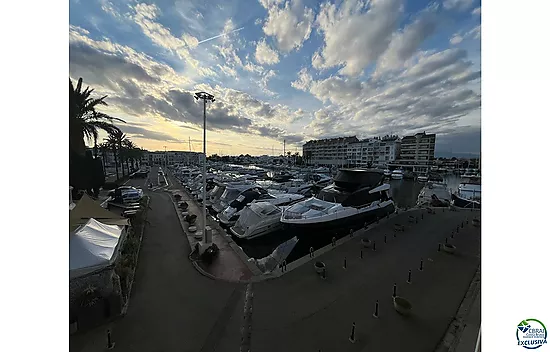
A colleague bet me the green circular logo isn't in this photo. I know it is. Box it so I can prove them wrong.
[517,319,547,349]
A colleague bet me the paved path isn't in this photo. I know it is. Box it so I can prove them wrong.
[70,182,246,352]
[248,209,480,352]
[71,174,481,352]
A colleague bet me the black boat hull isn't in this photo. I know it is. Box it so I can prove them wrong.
[451,194,481,209]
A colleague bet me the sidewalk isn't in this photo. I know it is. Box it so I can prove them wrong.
[246,209,481,352]
[166,172,258,282]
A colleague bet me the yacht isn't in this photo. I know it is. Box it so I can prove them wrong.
[416,182,452,207]
[230,202,292,240]
[212,184,263,214]
[391,169,404,180]
[417,174,429,182]
[266,170,293,182]
[219,192,305,227]
[280,169,395,232]
[451,182,481,209]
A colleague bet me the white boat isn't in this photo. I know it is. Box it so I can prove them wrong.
[383,169,392,177]
[230,202,291,240]
[417,174,429,182]
[391,169,404,180]
[281,169,395,233]
[218,192,305,227]
[451,182,481,209]
[416,182,452,207]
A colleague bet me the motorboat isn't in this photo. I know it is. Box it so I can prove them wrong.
[428,173,444,182]
[306,173,332,188]
[212,184,260,214]
[416,182,452,207]
[417,174,429,182]
[383,169,392,177]
[266,170,294,182]
[391,169,404,180]
[218,192,305,227]
[281,169,395,233]
[451,182,481,209]
[230,202,292,240]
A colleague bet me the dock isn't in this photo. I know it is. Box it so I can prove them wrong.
[70,167,481,352]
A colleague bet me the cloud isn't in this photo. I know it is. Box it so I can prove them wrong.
[314,0,403,76]
[450,34,463,45]
[304,47,480,139]
[291,68,313,91]
[261,0,314,52]
[120,124,183,143]
[376,10,439,73]
[443,0,474,12]
[255,39,280,65]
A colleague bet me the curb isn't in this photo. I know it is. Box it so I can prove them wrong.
[121,195,151,315]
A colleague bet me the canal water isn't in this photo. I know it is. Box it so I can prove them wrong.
[234,174,466,263]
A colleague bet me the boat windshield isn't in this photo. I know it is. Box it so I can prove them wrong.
[220,189,242,203]
[317,188,349,203]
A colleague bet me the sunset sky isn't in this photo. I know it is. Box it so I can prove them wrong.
[69,0,481,156]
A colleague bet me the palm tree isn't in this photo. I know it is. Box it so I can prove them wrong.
[122,139,136,175]
[109,130,127,177]
[97,142,110,177]
[105,133,121,180]
[70,77,125,156]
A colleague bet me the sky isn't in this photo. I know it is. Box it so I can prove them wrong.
[69,0,481,156]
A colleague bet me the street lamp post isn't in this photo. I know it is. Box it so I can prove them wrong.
[194,91,215,245]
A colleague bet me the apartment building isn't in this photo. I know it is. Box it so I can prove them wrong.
[347,136,401,167]
[141,151,204,166]
[393,132,436,171]
[302,136,359,166]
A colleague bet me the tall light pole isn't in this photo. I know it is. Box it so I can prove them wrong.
[164,146,167,169]
[194,91,215,245]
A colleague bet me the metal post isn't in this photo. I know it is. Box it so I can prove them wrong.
[407,269,412,284]
[419,258,424,271]
[349,322,356,343]
[392,283,397,297]
[373,300,379,318]
[343,257,347,269]
[202,98,207,243]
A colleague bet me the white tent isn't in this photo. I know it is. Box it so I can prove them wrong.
[69,218,124,279]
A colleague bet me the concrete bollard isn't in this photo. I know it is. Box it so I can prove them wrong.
[332,237,336,247]
[107,330,115,349]
[419,258,424,271]
[373,241,377,252]
[393,283,397,297]
[373,300,379,318]
[349,322,356,343]
[343,257,347,270]
[407,269,412,284]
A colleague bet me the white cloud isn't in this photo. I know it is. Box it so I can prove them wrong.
[314,0,403,76]
[450,34,463,45]
[443,0,474,12]
[471,7,481,16]
[261,0,314,52]
[255,39,280,65]
[376,10,438,73]
[291,68,313,91]
[303,47,481,139]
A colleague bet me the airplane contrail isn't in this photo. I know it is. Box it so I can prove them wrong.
[196,27,244,45]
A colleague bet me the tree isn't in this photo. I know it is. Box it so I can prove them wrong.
[69,77,125,156]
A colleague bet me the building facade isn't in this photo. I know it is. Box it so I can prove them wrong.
[392,132,436,172]
[346,136,401,167]
[302,136,359,166]
[142,151,204,166]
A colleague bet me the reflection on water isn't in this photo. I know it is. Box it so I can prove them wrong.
[387,175,464,208]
